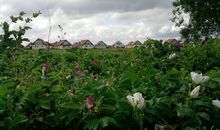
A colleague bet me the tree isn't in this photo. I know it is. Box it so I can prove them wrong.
[0,11,41,49]
[172,0,220,41]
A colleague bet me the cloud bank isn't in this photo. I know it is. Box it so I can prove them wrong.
[0,0,180,45]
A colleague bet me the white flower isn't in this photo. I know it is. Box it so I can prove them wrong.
[190,86,200,98]
[127,92,145,109]
[133,93,145,109]
[212,100,220,109]
[190,72,209,84]
[127,95,136,107]
[168,53,176,59]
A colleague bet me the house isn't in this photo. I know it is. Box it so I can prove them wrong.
[94,41,107,49]
[133,40,142,48]
[107,45,113,48]
[72,42,79,48]
[112,41,125,48]
[78,40,94,49]
[125,40,142,48]
[125,41,134,48]
[165,39,178,46]
[31,39,50,49]
[52,40,72,49]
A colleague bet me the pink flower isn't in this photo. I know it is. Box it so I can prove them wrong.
[86,96,94,109]
[75,70,85,77]
[42,63,49,69]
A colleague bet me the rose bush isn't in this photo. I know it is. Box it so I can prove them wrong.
[0,38,220,129]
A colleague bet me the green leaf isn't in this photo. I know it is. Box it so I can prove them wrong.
[25,18,32,23]
[36,116,43,122]
[39,99,51,110]
[22,38,30,42]
[65,110,79,125]
[18,16,23,21]
[194,100,209,107]
[3,22,9,30]
[9,113,28,129]
[32,11,41,18]
[10,16,18,23]
[19,11,25,16]
[62,102,80,110]
[212,78,220,84]
[197,112,210,121]
[184,127,195,130]
[24,26,32,30]
[84,119,99,130]
[100,117,117,128]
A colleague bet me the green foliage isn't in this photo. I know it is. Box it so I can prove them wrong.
[172,0,220,40]
[0,11,41,50]
[0,39,220,129]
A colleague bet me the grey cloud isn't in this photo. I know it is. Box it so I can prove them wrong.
[61,0,173,15]
[1,0,173,16]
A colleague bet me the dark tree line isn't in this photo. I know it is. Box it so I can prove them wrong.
[172,0,220,41]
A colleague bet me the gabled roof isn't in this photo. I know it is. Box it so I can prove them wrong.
[94,41,107,47]
[78,40,94,46]
[126,41,134,47]
[133,40,142,45]
[165,39,178,45]
[25,42,33,48]
[52,40,71,47]
[113,41,124,45]
[33,38,50,46]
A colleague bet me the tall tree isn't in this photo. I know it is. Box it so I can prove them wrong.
[172,0,220,41]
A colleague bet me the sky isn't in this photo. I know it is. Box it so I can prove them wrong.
[0,0,182,45]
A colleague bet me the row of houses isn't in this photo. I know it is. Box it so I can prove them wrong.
[25,39,143,49]
[25,38,180,49]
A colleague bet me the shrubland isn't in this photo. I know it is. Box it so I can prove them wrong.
[0,39,220,129]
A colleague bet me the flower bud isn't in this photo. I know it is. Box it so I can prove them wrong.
[86,96,94,109]
[190,86,200,98]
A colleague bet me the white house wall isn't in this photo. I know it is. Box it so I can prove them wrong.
[95,44,107,48]
[32,42,48,49]
[81,44,94,49]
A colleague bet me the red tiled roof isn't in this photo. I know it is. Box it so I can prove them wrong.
[78,40,93,46]
[52,40,71,47]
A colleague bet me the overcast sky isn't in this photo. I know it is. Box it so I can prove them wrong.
[0,0,181,45]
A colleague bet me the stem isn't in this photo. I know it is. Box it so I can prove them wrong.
[47,8,51,62]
